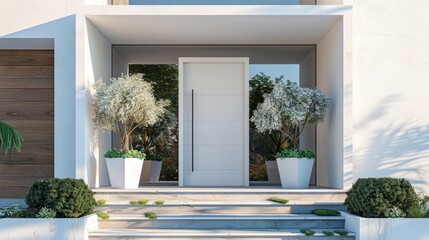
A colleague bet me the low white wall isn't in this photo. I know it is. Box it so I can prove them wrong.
[0,214,98,240]
[342,212,429,240]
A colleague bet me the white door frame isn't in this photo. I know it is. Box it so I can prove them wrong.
[178,57,249,187]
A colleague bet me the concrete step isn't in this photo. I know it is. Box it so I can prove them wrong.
[89,228,355,240]
[92,187,347,202]
[95,201,346,215]
[97,214,345,229]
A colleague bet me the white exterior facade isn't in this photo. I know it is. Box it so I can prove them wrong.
[1,0,429,193]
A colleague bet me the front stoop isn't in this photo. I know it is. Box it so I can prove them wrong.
[89,188,354,239]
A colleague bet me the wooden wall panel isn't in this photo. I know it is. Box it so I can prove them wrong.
[0,78,54,89]
[0,89,54,102]
[0,50,54,198]
[0,102,54,120]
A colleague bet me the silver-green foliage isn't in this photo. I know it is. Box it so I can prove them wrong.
[92,74,169,149]
[0,121,23,155]
[384,206,406,218]
[0,204,23,218]
[251,80,330,149]
[36,207,56,218]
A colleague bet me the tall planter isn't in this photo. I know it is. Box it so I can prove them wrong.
[276,157,314,189]
[106,158,144,189]
[141,160,162,183]
[265,161,281,184]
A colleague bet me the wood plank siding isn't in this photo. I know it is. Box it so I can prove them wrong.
[0,50,54,198]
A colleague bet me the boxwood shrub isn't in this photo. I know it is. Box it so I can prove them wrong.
[344,178,420,218]
[26,178,96,218]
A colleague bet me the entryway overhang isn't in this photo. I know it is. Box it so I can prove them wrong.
[85,5,344,44]
[78,4,352,190]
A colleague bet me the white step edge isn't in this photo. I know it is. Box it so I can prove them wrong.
[89,228,355,237]
[92,188,347,194]
[103,214,345,221]
[97,201,345,206]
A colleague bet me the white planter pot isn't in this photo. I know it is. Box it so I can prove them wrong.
[276,157,314,189]
[106,157,144,189]
[141,160,163,183]
[342,211,429,240]
[265,161,281,184]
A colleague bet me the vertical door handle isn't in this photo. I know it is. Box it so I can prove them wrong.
[191,89,194,172]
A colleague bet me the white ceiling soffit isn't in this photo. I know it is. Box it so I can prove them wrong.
[87,15,340,44]
[113,45,315,64]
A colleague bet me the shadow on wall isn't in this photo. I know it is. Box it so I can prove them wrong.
[355,94,429,192]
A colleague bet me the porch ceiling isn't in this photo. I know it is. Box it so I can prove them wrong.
[87,15,340,45]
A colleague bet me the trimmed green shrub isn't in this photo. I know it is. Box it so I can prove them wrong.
[26,178,96,218]
[275,149,315,159]
[344,178,420,218]
[104,149,145,159]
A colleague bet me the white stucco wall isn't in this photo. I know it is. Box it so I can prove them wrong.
[317,18,345,189]
[299,48,317,184]
[1,15,78,179]
[353,0,429,193]
[0,0,79,37]
[75,18,112,187]
[3,0,429,193]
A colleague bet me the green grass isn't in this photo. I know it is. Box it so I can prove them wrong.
[155,200,165,206]
[96,199,106,206]
[334,229,349,236]
[312,209,341,216]
[267,197,289,204]
[137,200,149,205]
[144,211,157,220]
[130,200,149,205]
[96,212,110,220]
[300,229,315,236]
[323,231,334,236]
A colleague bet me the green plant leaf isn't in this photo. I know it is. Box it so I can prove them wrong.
[0,121,23,155]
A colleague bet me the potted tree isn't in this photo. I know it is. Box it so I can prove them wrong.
[134,110,176,183]
[249,73,288,184]
[92,74,169,189]
[251,80,330,189]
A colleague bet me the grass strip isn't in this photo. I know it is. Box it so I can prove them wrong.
[267,197,289,204]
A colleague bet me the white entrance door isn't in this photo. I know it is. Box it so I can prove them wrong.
[179,58,249,187]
